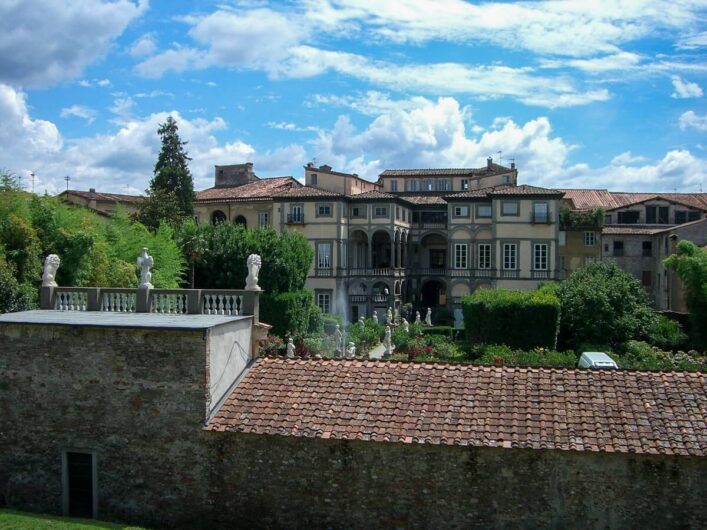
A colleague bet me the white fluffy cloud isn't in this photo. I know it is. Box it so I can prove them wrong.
[128,33,157,57]
[679,111,707,131]
[60,105,97,124]
[671,76,704,98]
[311,95,706,191]
[0,0,146,87]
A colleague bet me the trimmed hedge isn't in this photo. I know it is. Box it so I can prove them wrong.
[422,325,456,339]
[261,290,318,337]
[463,288,560,349]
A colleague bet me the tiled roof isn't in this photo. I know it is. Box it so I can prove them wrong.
[488,184,564,197]
[272,186,344,199]
[560,189,707,211]
[208,358,707,456]
[63,190,144,203]
[196,177,298,202]
[348,190,396,201]
[602,226,666,235]
[398,195,449,205]
[380,163,513,178]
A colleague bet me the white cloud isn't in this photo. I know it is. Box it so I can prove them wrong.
[679,110,707,131]
[611,152,646,165]
[677,30,707,49]
[540,52,643,73]
[128,33,157,57]
[267,121,319,132]
[110,97,135,119]
[0,0,146,87]
[671,76,703,98]
[60,105,97,124]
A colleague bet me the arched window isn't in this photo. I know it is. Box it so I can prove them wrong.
[234,215,247,228]
[211,210,227,224]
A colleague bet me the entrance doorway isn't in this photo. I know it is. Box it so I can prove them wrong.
[63,452,96,518]
[421,280,446,308]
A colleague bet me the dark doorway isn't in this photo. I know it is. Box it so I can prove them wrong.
[211,210,227,224]
[234,215,247,228]
[421,280,446,308]
[66,452,94,518]
[351,305,359,322]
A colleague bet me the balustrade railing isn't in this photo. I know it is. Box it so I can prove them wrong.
[101,288,136,313]
[201,291,244,316]
[53,288,90,311]
[151,290,189,315]
[531,270,551,279]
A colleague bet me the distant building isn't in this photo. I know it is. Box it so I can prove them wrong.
[59,189,143,217]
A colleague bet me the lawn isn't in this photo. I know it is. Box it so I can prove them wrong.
[0,509,145,530]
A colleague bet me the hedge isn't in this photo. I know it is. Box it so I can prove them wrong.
[422,325,456,339]
[260,290,318,337]
[462,288,560,349]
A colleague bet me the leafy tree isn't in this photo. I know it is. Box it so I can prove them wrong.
[133,188,185,232]
[664,240,707,349]
[0,255,35,313]
[1,168,21,191]
[557,261,655,349]
[149,116,195,217]
[176,218,207,288]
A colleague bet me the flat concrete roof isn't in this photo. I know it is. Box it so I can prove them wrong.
[0,310,251,330]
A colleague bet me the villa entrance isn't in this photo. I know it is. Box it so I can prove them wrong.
[421,279,446,308]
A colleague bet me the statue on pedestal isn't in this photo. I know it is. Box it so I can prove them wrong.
[245,254,262,290]
[358,316,365,329]
[415,311,421,324]
[41,254,61,287]
[346,342,356,359]
[286,337,295,359]
[386,307,393,326]
[136,248,154,289]
[372,310,378,324]
[402,318,409,334]
[425,307,433,326]
[383,326,395,357]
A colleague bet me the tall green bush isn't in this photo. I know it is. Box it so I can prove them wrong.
[463,288,560,349]
[261,290,319,337]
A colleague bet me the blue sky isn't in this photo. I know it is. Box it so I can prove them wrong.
[1,0,706,195]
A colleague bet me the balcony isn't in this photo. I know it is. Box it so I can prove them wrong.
[286,214,304,224]
[531,270,551,279]
[314,268,333,277]
[475,268,495,278]
[412,267,447,276]
[415,222,448,230]
[499,269,519,279]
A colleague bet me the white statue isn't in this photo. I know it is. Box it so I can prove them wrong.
[136,248,154,289]
[383,326,395,357]
[286,337,295,359]
[346,342,356,359]
[372,310,378,324]
[402,318,409,334]
[334,324,343,356]
[425,307,432,326]
[384,287,389,295]
[358,316,365,329]
[415,311,421,324]
[41,254,61,287]
[245,254,262,290]
[386,307,393,325]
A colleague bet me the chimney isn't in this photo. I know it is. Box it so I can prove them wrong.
[89,188,96,194]
[487,157,493,170]
[510,162,516,170]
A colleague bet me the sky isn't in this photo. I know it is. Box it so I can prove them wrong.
[0,0,706,196]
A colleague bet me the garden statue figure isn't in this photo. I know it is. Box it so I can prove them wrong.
[136,248,154,289]
[41,254,61,287]
[383,326,395,357]
[358,316,365,329]
[372,310,378,324]
[286,337,295,359]
[387,307,393,325]
[334,324,344,356]
[425,307,432,326]
[346,342,356,359]
[402,318,409,333]
[245,254,262,290]
[415,311,421,324]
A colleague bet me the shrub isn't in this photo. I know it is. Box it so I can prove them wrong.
[557,261,655,349]
[462,288,560,349]
[647,315,689,351]
[619,341,705,371]
[0,256,36,313]
[473,344,578,368]
[261,290,318,337]
[259,335,284,357]
[346,318,384,354]
[422,325,456,339]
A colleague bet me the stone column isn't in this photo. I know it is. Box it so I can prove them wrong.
[390,237,395,269]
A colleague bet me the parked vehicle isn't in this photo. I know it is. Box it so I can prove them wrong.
[578,351,619,370]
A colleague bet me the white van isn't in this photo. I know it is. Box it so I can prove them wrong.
[578,351,619,370]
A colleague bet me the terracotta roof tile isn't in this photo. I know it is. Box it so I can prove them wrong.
[207,359,707,457]
[560,189,707,211]
[62,190,144,203]
[348,190,396,200]
[488,184,564,197]
[602,226,666,235]
[196,177,299,202]
[380,164,513,177]
[272,186,344,199]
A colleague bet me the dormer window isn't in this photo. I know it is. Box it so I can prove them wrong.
[311,173,318,186]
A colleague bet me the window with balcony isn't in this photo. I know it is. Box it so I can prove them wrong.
[533,202,549,223]
[503,243,517,269]
[478,243,491,269]
[642,241,652,257]
[317,243,332,269]
[454,244,468,269]
[501,201,519,216]
[533,243,548,270]
[584,231,595,246]
[453,205,469,217]
[476,204,492,218]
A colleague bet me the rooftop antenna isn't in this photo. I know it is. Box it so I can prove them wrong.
[30,172,35,193]
[64,175,71,191]
[497,150,502,164]
[18,174,22,190]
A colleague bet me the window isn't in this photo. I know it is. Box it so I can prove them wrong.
[316,292,331,313]
[688,211,701,222]
[317,243,332,269]
[501,201,519,216]
[605,214,612,224]
[316,203,332,217]
[311,173,318,186]
[503,243,517,269]
[461,179,469,190]
[63,451,96,518]
[430,249,446,269]
[454,205,469,217]
[641,270,652,287]
[584,231,596,246]
[425,179,433,191]
[642,241,652,257]
[351,205,365,218]
[503,175,510,184]
[533,202,549,223]
[437,179,451,191]
[646,206,656,224]
[391,179,398,192]
[478,243,491,269]
[658,206,669,224]
[476,204,492,218]
[258,211,269,227]
[675,210,687,224]
[454,244,468,269]
[617,211,639,224]
[533,243,548,270]
[374,206,388,218]
[613,240,624,256]
[289,204,303,223]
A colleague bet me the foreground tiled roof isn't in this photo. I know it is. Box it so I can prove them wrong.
[348,190,396,201]
[380,164,513,178]
[196,177,298,202]
[63,190,143,203]
[273,186,344,199]
[398,195,449,205]
[208,359,707,456]
[560,189,707,211]
[488,184,564,197]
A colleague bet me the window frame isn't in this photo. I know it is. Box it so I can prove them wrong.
[501,201,520,217]
[642,240,653,257]
[454,243,468,269]
[502,242,518,270]
[461,179,469,191]
[373,205,389,218]
[390,179,398,192]
[315,290,332,313]
[532,202,549,223]
[475,203,492,219]
[477,243,492,269]
[316,203,333,218]
[533,242,549,271]
[316,242,332,269]
[453,205,470,218]
[584,231,596,247]
[258,210,269,228]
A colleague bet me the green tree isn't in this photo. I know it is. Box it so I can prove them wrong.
[149,116,195,217]
[1,168,21,191]
[557,261,655,349]
[664,240,707,349]
[133,188,185,232]
[0,255,36,313]
[176,218,207,288]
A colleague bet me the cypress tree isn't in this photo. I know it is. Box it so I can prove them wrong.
[150,116,195,216]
